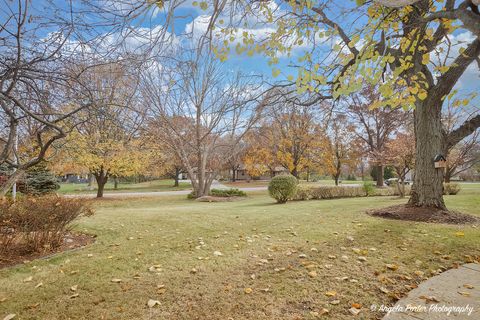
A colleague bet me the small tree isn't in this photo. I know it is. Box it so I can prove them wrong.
[386,132,415,197]
[21,162,60,195]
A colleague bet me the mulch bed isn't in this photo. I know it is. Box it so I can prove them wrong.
[368,204,480,225]
[0,233,95,269]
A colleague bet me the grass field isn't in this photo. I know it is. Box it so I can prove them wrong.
[1,186,479,319]
[58,179,192,194]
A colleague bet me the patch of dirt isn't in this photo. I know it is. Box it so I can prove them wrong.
[0,232,95,269]
[195,196,246,202]
[368,204,479,225]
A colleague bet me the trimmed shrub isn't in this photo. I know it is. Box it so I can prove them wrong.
[292,185,313,201]
[443,183,461,195]
[309,186,365,200]
[268,175,298,203]
[373,185,412,197]
[362,181,375,196]
[0,196,93,253]
[210,188,247,197]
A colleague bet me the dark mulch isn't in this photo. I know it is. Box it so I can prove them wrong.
[368,204,480,225]
[0,233,95,269]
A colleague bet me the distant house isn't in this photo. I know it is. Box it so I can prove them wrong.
[234,164,289,181]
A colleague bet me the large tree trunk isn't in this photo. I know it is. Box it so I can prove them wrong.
[444,167,452,183]
[94,169,109,198]
[174,167,180,187]
[376,165,384,187]
[291,167,299,179]
[333,173,340,186]
[408,101,446,209]
[0,170,24,198]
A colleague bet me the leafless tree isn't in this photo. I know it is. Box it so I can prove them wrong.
[443,104,480,182]
[142,50,266,197]
[0,0,169,196]
[343,85,410,187]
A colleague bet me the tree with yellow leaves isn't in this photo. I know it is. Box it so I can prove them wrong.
[243,94,323,179]
[64,62,146,197]
[317,116,360,186]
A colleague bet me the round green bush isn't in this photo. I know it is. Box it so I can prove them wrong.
[268,175,298,203]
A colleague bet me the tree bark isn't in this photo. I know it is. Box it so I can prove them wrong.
[174,167,180,187]
[291,167,299,178]
[0,170,24,198]
[334,174,340,186]
[376,165,384,187]
[231,166,236,182]
[94,169,109,198]
[444,168,452,183]
[113,177,119,190]
[408,101,446,209]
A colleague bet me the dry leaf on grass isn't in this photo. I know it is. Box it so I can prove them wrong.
[386,264,398,271]
[147,299,161,308]
[111,279,122,283]
[70,285,78,292]
[349,307,361,315]
[23,276,33,283]
[3,314,16,320]
[325,291,336,297]
[463,284,474,289]
[244,288,253,294]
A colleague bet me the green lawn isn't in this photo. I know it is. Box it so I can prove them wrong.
[1,188,479,319]
[58,179,191,194]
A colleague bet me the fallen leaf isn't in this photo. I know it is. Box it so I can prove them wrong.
[329,300,340,305]
[325,291,336,297]
[23,276,33,283]
[457,291,471,297]
[380,287,390,294]
[463,284,474,289]
[70,285,78,291]
[419,295,440,303]
[147,299,160,308]
[25,303,40,310]
[244,287,253,294]
[319,308,329,315]
[351,303,362,309]
[454,231,465,237]
[308,271,317,278]
[349,307,361,315]
[213,251,223,257]
[35,282,43,289]
[386,264,398,271]
[3,314,16,320]
[111,279,122,283]
[69,293,79,299]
